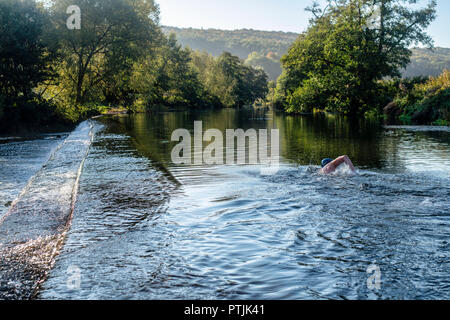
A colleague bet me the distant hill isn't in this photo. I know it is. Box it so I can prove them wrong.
[163,26,450,81]
[404,47,450,78]
[162,26,297,59]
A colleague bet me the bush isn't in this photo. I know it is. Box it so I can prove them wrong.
[392,70,450,125]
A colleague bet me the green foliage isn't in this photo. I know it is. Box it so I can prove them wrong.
[164,26,450,84]
[0,0,63,132]
[161,27,297,83]
[133,47,268,109]
[433,119,450,126]
[47,0,161,105]
[216,52,268,107]
[0,0,55,99]
[379,76,429,109]
[275,0,437,115]
[393,70,450,125]
[0,0,269,133]
[190,51,229,107]
[132,34,206,108]
[0,94,74,133]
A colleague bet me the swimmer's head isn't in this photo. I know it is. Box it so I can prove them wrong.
[321,158,333,168]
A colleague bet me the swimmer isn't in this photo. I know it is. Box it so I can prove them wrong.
[320,155,356,174]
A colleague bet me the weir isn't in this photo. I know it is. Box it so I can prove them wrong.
[0,121,94,299]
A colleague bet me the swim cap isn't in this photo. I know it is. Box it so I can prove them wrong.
[321,158,333,168]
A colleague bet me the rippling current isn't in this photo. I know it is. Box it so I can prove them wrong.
[1,110,449,299]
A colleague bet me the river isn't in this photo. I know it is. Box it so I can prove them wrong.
[1,109,449,299]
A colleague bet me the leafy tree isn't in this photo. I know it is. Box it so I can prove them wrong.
[133,47,268,109]
[393,69,450,124]
[216,52,268,107]
[189,50,227,107]
[0,0,67,133]
[1,0,269,132]
[275,0,437,114]
[49,0,161,105]
[163,27,298,81]
[131,34,205,108]
[0,0,55,99]
[165,26,450,82]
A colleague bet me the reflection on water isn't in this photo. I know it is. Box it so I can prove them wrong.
[382,126,450,175]
[2,109,450,299]
[98,110,450,175]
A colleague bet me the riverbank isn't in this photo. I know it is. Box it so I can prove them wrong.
[1,90,448,137]
[381,70,450,126]
[0,100,114,135]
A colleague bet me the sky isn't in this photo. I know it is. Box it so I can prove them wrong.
[158,0,450,47]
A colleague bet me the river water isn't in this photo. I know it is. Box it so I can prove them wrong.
[1,109,449,299]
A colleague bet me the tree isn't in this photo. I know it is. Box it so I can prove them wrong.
[131,34,206,108]
[276,0,437,114]
[216,52,268,107]
[0,0,55,100]
[49,0,161,105]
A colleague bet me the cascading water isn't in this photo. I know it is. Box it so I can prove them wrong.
[0,121,94,299]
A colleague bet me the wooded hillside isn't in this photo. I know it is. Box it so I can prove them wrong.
[163,26,450,81]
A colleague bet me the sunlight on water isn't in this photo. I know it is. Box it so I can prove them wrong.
[37,111,450,300]
[383,126,450,177]
[1,110,449,300]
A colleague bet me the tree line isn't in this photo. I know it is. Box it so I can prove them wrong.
[269,0,448,125]
[165,26,450,83]
[0,0,268,133]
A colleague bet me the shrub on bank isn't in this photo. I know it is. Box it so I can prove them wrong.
[393,70,450,125]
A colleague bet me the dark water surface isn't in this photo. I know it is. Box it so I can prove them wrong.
[1,109,450,299]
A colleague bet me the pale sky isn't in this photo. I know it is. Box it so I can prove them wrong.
[158,0,450,47]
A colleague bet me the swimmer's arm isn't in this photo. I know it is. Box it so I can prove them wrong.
[320,155,355,174]
[342,155,356,172]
